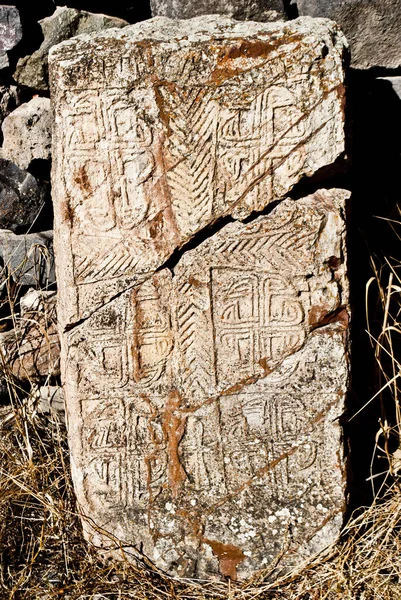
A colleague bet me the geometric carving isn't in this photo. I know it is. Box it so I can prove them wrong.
[50,12,349,582]
[211,269,305,382]
[50,15,347,327]
[62,189,350,579]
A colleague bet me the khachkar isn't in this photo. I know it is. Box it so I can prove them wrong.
[50,16,349,580]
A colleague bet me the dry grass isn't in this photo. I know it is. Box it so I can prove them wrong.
[0,399,400,599]
[0,234,401,599]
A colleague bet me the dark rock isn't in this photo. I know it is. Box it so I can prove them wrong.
[0,6,22,70]
[295,0,401,69]
[150,0,286,20]
[0,159,45,232]
[14,6,128,91]
[0,229,55,287]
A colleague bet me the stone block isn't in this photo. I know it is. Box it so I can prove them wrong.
[150,0,286,20]
[1,97,52,170]
[50,16,349,580]
[62,188,349,579]
[0,229,55,287]
[14,7,128,91]
[0,6,22,70]
[295,0,401,69]
[0,158,46,232]
[49,15,347,328]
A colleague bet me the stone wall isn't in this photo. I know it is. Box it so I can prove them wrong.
[0,0,399,583]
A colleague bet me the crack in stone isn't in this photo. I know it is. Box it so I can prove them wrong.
[50,16,350,579]
[61,185,346,335]
[60,81,345,335]
[60,194,284,333]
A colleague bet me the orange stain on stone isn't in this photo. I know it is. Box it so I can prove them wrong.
[74,164,92,195]
[203,538,245,580]
[162,391,187,498]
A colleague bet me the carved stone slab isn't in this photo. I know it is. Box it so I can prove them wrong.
[62,189,349,580]
[49,15,347,328]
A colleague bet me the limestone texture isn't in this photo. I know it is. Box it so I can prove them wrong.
[1,97,52,170]
[61,189,349,579]
[0,6,22,70]
[0,229,55,287]
[50,15,347,328]
[50,16,349,580]
[0,158,45,232]
[296,0,401,69]
[150,0,285,20]
[14,7,128,91]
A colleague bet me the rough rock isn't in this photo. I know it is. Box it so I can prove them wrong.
[0,229,55,287]
[14,7,128,91]
[0,6,22,70]
[295,0,401,69]
[0,290,59,383]
[0,86,20,135]
[0,158,45,232]
[49,15,347,327]
[1,97,52,170]
[63,188,349,579]
[150,0,286,20]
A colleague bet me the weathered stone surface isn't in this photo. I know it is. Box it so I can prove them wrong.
[0,229,55,287]
[0,86,20,132]
[0,6,22,70]
[50,15,347,328]
[51,15,349,580]
[0,158,45,232]
[296,0,401,69]
[62,188,349,579]
[14,7,128,91]
[0,290,59,383]
[0,86,20,146]
[150,0,285,20]
[1,97,52,170]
